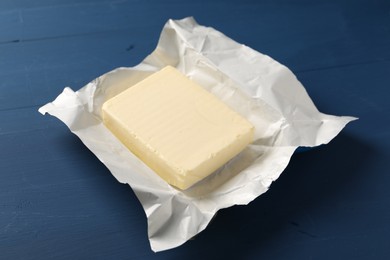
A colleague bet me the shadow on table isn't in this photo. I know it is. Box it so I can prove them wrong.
[167,132,375,259]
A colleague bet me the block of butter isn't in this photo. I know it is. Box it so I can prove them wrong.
[102,66,254,190]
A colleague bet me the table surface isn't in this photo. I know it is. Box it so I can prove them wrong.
[1,0,389,259]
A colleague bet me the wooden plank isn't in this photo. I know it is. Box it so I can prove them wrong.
[0,130,149,259]
[0,0,389,71]
[0,30,154,110]
[1,0,389,111]
[0,0,127,11]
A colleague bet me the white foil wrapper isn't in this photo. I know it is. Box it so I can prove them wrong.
[39,17,356,251]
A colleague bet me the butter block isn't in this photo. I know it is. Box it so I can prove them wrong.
[102,66,254,190]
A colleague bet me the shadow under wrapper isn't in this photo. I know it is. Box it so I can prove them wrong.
[174,132,373,259]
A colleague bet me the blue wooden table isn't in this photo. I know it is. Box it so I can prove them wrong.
[1,0,389,259]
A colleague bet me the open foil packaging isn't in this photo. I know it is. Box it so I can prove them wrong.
[39,17,356,251]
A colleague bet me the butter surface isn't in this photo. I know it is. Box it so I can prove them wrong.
[102,66,254,190]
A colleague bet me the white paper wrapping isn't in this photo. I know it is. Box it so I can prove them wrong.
[39,17,356,252]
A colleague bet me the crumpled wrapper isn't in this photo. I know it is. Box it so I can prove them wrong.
[39,17,356,251]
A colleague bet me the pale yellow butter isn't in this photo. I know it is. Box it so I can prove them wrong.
[102,66,254,190]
